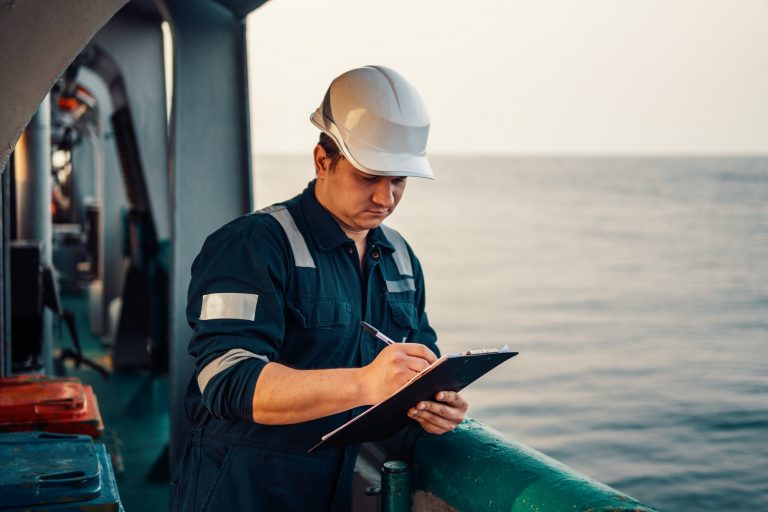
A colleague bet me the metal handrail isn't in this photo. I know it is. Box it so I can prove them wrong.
[409,419,660,512]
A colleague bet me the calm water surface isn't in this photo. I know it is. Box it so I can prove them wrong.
[253,155,768,512]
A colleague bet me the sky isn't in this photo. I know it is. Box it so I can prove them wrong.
[246,0,768,155]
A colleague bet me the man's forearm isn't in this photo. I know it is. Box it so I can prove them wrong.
[251,362,371,425]
[251,343,438,425]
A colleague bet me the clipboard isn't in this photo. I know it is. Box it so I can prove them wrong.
[309,348,518,453]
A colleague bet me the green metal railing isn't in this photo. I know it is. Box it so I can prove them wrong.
[404,419,659,512]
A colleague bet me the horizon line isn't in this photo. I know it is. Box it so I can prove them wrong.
[252,151,768,159]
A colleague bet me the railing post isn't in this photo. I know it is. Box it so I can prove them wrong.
[381,460,411,512]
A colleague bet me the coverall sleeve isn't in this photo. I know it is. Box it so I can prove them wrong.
[186,217,289,422]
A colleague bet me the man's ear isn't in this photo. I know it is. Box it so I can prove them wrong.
[313,144,329,178]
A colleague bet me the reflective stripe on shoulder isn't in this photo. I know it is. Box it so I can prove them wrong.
[197,348,270,394]
[386,278,416,293]
[256,205,315,268]
[380,225,413,277]
[200,293,258,321]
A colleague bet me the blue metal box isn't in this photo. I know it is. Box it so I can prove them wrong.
[0,431,122,511]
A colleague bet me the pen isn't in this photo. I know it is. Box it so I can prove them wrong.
[360,321,396,346]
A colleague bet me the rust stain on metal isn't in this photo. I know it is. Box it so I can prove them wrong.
[412,490,456,512]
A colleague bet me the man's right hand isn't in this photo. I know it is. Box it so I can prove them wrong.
[360,343,437,404]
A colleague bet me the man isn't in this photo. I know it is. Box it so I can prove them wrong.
[171,66,467,511]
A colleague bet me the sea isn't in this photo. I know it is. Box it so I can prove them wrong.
[252,154,768,512]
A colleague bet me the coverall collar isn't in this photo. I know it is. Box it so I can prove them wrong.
[301,180,396,253]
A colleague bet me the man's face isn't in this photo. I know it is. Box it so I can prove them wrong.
[315,152,407,233]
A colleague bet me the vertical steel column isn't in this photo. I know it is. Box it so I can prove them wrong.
[75,68,126,341]
[0,159,10,377]
[14,95,54,374]
[87,10,169,370]
[382,460,412,512]
[15,95,52,261]
[90,9,170,243]
[166,0,253,468]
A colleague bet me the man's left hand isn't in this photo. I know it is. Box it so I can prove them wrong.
[408,391,468,435]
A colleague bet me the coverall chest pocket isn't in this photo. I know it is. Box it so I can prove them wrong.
[385,294,419,342]
[285,296,352,368]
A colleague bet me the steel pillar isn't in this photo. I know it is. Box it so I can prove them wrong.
[0,159,10,377]
[76,68,127,341]
[15,97,52,260]
[13,96,54,373]
[166,0,253,467]
[78,7,170,348]
[90,8,170,243]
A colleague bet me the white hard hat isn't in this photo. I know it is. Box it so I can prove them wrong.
[310,65,433,179]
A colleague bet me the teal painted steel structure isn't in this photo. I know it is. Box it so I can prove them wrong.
[412,420,659,512]
[165,0,259,467]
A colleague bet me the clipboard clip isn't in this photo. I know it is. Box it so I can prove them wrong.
[462,345,511,356]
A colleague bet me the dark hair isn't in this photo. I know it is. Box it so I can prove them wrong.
[318,132,344,172]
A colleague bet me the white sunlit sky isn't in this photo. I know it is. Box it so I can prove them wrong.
[246,0,768,155]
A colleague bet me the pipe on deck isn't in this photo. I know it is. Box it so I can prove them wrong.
[15,95,52,257]
[382,460,412,512]
[13,95,54,373]
[411,419,658,512]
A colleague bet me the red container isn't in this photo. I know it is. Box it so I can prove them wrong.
[0,374,104,437]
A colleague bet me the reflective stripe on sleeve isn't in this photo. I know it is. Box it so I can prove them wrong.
[380,225,413,276]
[200,293,258,321]
[386,278,416,293]
[197,348,270,394]
[257,205,316,268]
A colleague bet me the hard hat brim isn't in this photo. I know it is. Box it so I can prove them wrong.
[311,110,434,180]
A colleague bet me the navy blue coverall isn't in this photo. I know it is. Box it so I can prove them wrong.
[171,180,438,511]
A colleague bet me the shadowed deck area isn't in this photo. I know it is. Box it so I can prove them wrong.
[58,292,170,511]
